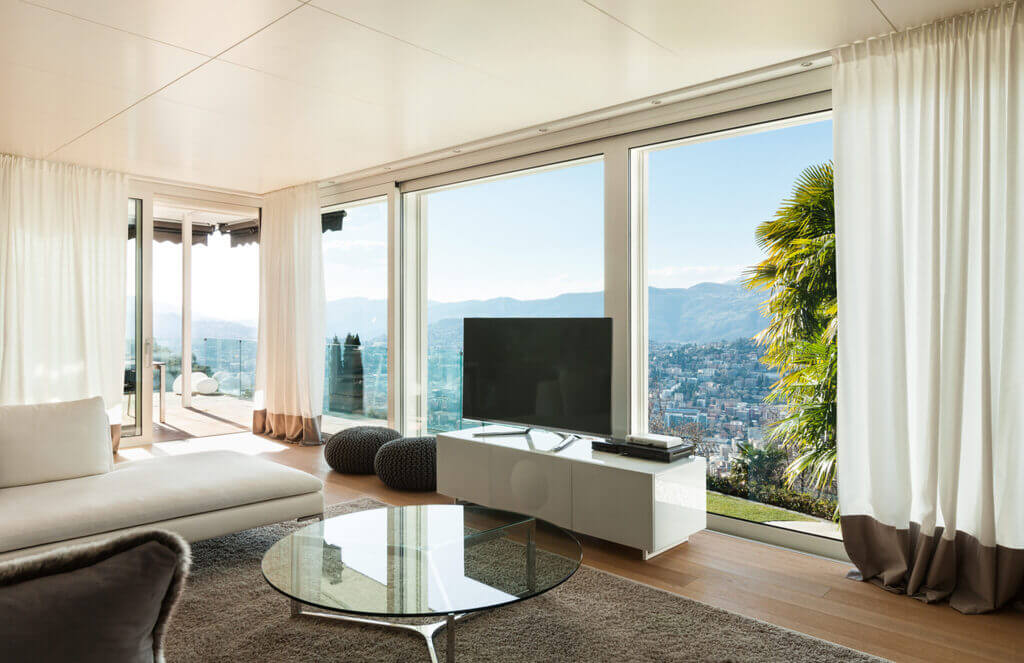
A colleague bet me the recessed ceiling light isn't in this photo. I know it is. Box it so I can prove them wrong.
[800,61,814,67]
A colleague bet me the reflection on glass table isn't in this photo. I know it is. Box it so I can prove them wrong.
[262,504,581,663]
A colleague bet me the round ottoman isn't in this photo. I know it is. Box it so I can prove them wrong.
[374,436,437,491]
[324,426,402,474]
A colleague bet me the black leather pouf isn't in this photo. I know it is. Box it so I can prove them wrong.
[324,426,402,474]
[374,436,436,491]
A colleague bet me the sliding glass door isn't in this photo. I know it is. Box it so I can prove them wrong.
[149,201,261,441]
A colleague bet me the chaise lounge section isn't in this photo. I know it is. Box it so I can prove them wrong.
[0,397,324,562]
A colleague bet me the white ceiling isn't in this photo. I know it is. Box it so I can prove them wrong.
[0,0,996,194]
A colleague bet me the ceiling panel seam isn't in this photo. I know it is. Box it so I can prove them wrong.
[306,2,512,85]
[867,0,898,31]
[44,0,313,159]
[207,56,384,111]
[579,0,679,56]
[21,0,211,58]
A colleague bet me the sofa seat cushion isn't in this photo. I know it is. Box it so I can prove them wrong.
[0,451,322,554]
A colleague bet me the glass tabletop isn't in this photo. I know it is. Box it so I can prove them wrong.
[261,504,582,617]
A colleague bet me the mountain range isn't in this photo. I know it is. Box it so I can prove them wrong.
[154,280,769,346]
[327,280,767,345]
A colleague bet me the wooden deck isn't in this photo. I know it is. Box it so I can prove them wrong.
[121,393,386,442]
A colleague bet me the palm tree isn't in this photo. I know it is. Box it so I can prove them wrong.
[743,163,837,495]
[730,441,787,497]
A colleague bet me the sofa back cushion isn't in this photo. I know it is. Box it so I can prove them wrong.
[0,396,114,488]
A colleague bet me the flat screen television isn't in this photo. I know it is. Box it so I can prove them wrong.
[462,317,612,437]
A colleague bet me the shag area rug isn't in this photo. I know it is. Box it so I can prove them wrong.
[164,497,885,662]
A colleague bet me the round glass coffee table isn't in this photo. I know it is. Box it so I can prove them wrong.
[262,504,581,663]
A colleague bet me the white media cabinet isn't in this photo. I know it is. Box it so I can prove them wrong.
[437,426,707,559]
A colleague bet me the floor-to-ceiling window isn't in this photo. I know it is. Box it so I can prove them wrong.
[409,157,605,433]
[638,117,839,539]
[321,196,389,434]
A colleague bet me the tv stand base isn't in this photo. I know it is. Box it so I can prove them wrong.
[472,427,533,438]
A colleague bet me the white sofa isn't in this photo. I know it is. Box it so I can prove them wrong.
[0,397,324,561]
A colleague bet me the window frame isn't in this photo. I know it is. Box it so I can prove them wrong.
[319,193,390,434]
[326,73,842,560]
[402,154,606,435]
[123,180,263,447]
[630,109,841,559]
[319,183,403,433]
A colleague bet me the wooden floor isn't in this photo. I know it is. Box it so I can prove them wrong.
[118,432,1023,663]
[128,393,387,442]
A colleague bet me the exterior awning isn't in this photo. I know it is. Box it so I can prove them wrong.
[322,209,346,233]
[153,218,215,245]
[150,217,260,246]
[219,219,260,248]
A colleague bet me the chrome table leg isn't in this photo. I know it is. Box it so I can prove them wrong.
[290,602,472,663]
[446,613,456,663]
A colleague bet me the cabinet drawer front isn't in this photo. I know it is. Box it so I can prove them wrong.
[489,447,572,528]
[572,463,653,550]
[436,435,490,504]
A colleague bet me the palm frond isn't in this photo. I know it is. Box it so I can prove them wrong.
[743,161,837,498]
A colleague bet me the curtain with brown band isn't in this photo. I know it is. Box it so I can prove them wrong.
[252,183,326,445]
[841,516,1024,613]
[834,3,1023,614]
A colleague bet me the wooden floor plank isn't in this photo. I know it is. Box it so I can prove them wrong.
[680,576,951,663]
[116,432,1024,663]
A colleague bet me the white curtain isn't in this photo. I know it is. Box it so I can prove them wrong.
[0,154,127,438]
[253,183,325,444]
[835,3,1023,613]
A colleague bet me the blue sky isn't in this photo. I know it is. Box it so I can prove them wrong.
[425,117,832,302]
[647,118,833,288]
[427,160,605,302]
[323,198,387,302]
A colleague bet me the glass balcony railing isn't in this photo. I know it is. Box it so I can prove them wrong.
[426,346,466,434]
[323,340,388,421]
[183,337,388,422]
[193,337,258,400]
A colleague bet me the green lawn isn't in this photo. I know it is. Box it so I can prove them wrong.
[707,491,815,523]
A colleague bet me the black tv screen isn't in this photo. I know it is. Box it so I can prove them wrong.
[462,317,612,437]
